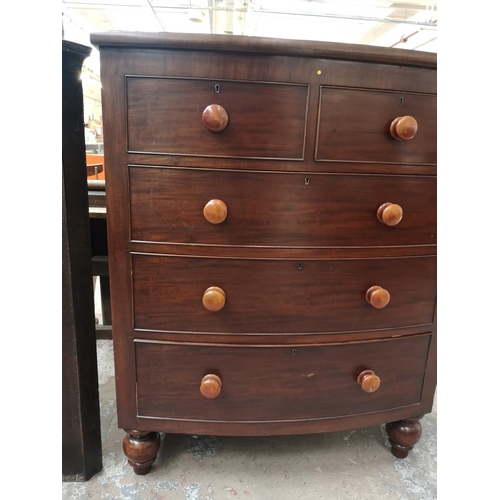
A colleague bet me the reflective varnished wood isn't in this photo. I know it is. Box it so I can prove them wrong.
[202,286,226,312]
[377,202,403,227]
[203,199,228,224]
[91,32,437,472]
[202,104,229,132]
[135,336,430,421]
[132,255,435,334]
[129,167,436,248]
[123,430,161,475]
[125,77,308,159]
[390,115,418,141]
[200,374,223,399]
[386,416,423,458]
[365,285,391,309]
[357,369,381,393]
[316,89,435,164]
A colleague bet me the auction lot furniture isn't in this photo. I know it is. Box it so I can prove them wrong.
[90,32,436,475]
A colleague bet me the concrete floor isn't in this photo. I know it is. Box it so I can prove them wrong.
[63,283,437,499]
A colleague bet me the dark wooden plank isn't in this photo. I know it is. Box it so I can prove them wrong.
[126,77,308,160]
[129,323,432,345]
[129,167,436,248]
[316,88,436,164]
[62,39,102,482]
[135,334,431,422]
[90,32,437,68]
[98,48,138,430]
[131,254,437,334]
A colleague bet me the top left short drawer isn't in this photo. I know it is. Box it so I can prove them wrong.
[125,77,309,160]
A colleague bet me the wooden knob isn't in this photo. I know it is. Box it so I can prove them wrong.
[200,374,222,399]
[390,115,418,140]
[202,286,226,312]
[203,199,228,224]
[366,286,390,309]
[202,104,228,132]
[357,370,381,393]
[377,202,403,226]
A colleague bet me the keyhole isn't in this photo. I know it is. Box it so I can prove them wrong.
[215,84,221,94]
[292,349,297,356]
[297,263,303,270]
[399,97,404,105]
[304,178,310,186]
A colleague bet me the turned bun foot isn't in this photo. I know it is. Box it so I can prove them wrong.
[123,430,161,475]
[386,417,423,459]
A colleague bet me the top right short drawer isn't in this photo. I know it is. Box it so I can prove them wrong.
[315,87,436,165]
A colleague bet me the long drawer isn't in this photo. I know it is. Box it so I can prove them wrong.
[126,77,309,160]
[131,254,436,334]
[316,87,436,164]
[135,334,431,421]
[129,167,436,247]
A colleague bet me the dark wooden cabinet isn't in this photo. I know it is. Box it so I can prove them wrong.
[90,31,436,475]
[62,40,102,481]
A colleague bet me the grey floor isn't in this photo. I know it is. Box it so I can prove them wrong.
[62,282,437,500]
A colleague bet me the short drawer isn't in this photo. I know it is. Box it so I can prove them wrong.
[132,255,436,334]
[316,87,436,164]
[135,334,431,421]
[129,166,436,247]
[126,77,309,160]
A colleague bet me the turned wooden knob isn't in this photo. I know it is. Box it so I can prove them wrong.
[202,286,226,312]
[377,202,403,226]
[390,115,418,140]
[366,285,390,309]
[202,104,229,132]
[203,199,228,224]
[200,374,222,399]
[357,370,381,393]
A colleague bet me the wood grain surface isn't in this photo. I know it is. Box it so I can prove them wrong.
[135,334,431,422]
[129,166,436,247]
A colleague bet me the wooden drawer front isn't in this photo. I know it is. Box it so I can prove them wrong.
[316,88,436,164]
[129,167,436,247]
[135,334,430,421]
[126,77,308,159]
[132,255,436,334]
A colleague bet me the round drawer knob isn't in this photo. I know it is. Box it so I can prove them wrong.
[390,115,418,141]
[366,285,390,309]
[200,374,222,399]
[202,104,229,132]
[357,370,381,393]
[202,286,226,312]
[377,202,403,226]
[203,199,228,224]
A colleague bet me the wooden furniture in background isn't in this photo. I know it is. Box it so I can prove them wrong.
[91,32,437,475]
[62,39,102,481]
[86,153,106,180]
[88,179,112,339]
[86,163,103,180]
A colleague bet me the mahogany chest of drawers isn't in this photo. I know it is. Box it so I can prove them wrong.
[90,32,437,475]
